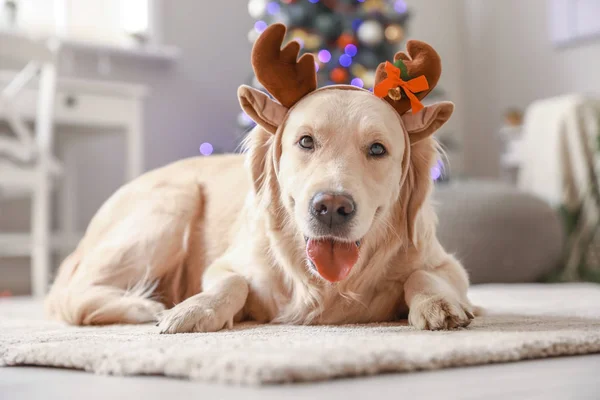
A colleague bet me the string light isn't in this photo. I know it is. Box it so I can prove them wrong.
[431,159,444,180]
[394,0,407,13]
[241,112,254,125]
[350,77,364,88]
[266,1,280,15]
[344,44,358,57]
[318,49,332,63]
[199,142,214,156]
[248,0,267,18]
[254,20,268,33]
[339,54,352,67]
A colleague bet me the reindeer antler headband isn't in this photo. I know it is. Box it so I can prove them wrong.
[251,23,442,115]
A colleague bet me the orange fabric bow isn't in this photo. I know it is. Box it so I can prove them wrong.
[374,61,429,114]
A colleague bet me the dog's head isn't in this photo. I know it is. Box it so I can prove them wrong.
[238,24,453,283]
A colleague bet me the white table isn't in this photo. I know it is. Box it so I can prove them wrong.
[0,71,147,179]
[0,71,148,283]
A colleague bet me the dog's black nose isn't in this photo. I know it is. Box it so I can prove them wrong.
[310,192,356,227]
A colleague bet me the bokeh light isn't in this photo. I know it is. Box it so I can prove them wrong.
[266,1,280,15]
[431,159,444,180]
[350,77,364,88]
[394,0,408,13]
[254,20,268,33]
[318,49,332,63]
[339,54,353,67]
[199,142,214,156]
[344,44,358,57]
[315,62,320,72]
[308,0,319,3]
[240,112,254,126]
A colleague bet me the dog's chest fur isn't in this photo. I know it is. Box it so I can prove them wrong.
[237,229,413,325]
[242,266,409,325]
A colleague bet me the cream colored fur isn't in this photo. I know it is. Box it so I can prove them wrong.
[46,87,473,333]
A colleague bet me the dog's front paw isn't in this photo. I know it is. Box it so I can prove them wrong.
[408,294,474,330]
[157,294,233,334]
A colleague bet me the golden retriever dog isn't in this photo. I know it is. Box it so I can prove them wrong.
[45,24,474,333]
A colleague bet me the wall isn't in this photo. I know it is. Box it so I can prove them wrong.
[69,0,255,223]
[463,0,600,177]
[0,0,254,293]
[404,0,467,176]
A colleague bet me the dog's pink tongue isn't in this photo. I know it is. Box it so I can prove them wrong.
[306,239,359,282]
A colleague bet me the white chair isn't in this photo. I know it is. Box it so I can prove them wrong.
[0,32,61,297]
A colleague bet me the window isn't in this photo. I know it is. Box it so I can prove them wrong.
[550,0,600,46]
[2,0,157,47]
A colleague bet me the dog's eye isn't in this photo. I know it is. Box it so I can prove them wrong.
[298,135,314,150]
[369,143,387,157]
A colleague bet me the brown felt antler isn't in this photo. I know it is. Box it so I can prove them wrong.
[374,41,442,115]
[252,23,317,108]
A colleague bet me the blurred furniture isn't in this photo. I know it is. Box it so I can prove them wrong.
[0,31,148,297]
[0,31,61,298]
[498,125,524,185]
[0,73,148,180]
[518,95,600,282]
[434,181,564,284]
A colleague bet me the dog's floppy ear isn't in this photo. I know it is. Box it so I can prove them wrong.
[242,120,282,218]
[238,85,288,134]
[398,103,452,245]
[400,137,437,247]
[402,101,454,144]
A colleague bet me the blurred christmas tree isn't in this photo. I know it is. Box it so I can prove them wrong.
[238,0,411,134]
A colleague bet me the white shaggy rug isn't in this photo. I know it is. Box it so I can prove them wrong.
[1,284,600,385]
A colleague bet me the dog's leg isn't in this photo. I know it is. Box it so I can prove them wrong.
[404,255,474,330]
[46,184,205,326]
[157,260,249,334]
